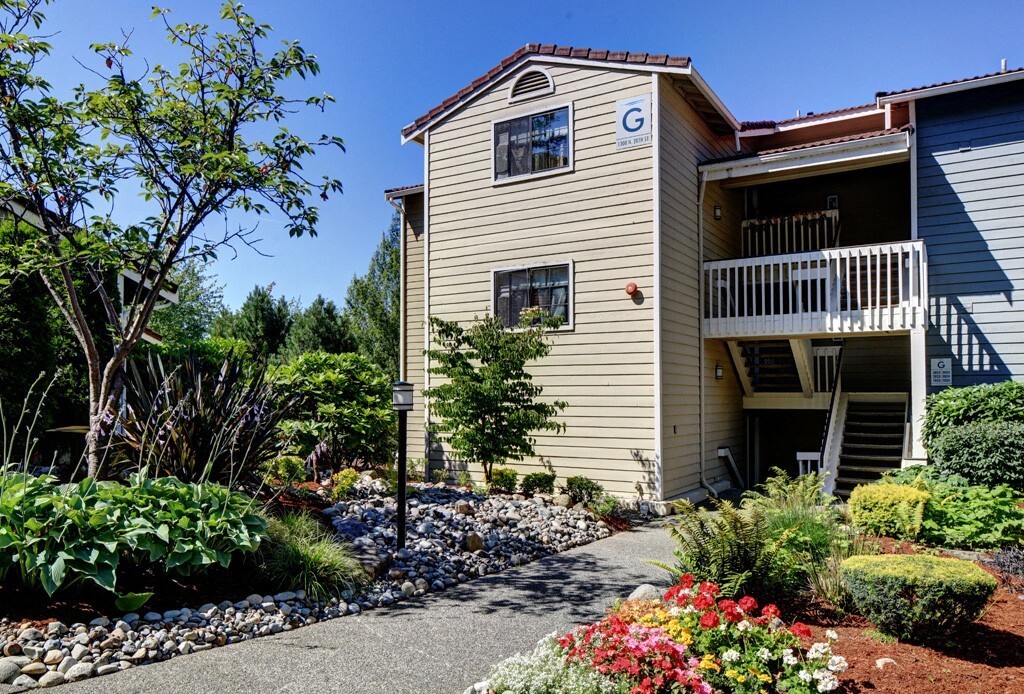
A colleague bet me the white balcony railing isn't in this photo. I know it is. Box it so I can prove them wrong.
[705,241,927,339]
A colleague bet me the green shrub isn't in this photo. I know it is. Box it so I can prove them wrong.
[590,493,621,519]
[330,468,361,501]
[923,381,1024,449]
[261,455,307,486]
[489,467,519,494]
[840,554,997,642]
[743,467,840,564]
[849,483,930,540]
[882,467,1024,549]
[807,532,877,613]
[563,476,604,506]
[930,421,1024,491]
[659,499,797,600]
[520,472,556,496]
[0,473,266,599]
[273,351,396,470]
[258,512,365,600]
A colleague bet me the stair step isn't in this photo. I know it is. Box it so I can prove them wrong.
[845,421,903,429]
[843,431,904,440]
[836,464,900,473]
[841,442,904,451]
[840,454,902,463]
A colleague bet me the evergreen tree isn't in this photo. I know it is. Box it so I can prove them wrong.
[346,213,400,381]
[281,295,355,360]
[227,284,294,360]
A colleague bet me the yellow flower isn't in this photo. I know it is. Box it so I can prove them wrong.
[737,675,747,683]
[725,669,739,679]
[758,673,772,683]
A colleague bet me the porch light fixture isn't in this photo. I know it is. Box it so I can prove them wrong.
[713,205,722,220]
[715,363,724,380]
[392,381,414,548]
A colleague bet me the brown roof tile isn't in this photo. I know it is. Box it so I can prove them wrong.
[757,127,907,156]
[401,44,692,139]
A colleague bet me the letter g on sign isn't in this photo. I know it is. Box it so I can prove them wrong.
[622,107,645,133]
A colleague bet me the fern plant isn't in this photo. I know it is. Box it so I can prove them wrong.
[654,498,797,600]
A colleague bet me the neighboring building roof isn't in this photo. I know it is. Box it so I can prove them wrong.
[876,67,1024,100]
[399,43,740,142]
[740,104,878,132]
[703,127,908,167]
[384,183,424,199]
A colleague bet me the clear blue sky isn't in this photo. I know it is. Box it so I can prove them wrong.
[40,0,1024,308]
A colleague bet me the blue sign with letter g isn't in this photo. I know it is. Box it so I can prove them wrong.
[622,107,645,133]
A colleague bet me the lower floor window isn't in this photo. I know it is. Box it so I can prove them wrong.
[493,263,571,328]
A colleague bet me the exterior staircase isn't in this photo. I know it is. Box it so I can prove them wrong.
[833,399,906,499]
[737,340,800,393]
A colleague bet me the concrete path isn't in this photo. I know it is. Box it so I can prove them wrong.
[59,524,676,694]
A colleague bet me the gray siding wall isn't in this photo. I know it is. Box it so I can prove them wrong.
[917,81,1024,390]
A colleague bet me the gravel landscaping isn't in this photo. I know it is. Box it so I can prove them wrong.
[0,479,619,688]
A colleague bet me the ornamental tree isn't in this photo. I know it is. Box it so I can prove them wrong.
[0,1,343,477]
[424,310,567,483]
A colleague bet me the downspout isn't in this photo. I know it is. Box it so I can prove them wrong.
[697,170,716,498]
[387,196,407,380]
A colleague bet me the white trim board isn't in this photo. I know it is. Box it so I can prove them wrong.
[651,72,663,502]
[877,70,1024,106]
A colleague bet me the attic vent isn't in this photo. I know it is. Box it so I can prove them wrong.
[509,69,554,102]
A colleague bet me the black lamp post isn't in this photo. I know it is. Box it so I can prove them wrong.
[392,381,414,550]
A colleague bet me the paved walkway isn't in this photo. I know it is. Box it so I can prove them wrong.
[58,524,676,694]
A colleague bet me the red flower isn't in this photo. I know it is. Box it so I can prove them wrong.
[678,574,696,590]
[699,611,720,629]
[698,581,720,596]
[738,595,758,613]
[790,622,813,639]
[692,593,714,610]
[761,603,781,619]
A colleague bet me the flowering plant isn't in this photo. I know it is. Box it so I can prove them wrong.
[558,614,711,694]
[612,575,848,693]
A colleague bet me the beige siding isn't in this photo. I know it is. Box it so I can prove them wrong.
[658,76,746,499]
[425,64,656,496]
[401,194,428,467]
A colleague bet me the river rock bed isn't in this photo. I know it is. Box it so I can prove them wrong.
[0,481,619,688]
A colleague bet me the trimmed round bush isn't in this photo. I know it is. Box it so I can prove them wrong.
[840,554,996,642]
[848,483,930,540]
[930,421,1024,492]
[520,471,556,496]
[489,467,519,494]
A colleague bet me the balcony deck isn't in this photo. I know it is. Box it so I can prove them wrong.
[704,240,927,339]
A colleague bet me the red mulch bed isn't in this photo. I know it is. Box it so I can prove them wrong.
[786,542,1024,693]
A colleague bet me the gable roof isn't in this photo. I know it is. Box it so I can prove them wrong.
[400,43,737,143]
[876,67,1024,103]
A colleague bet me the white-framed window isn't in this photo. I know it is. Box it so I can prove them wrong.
[492,104,572,183]
[492,260,573,330]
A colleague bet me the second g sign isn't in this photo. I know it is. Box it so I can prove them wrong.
[615,94,652,150]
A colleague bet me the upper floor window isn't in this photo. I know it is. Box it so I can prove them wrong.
[493,262,572,329]
[493,106,571,182]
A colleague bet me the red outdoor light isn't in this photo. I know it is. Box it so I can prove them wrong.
[625,281,638,296]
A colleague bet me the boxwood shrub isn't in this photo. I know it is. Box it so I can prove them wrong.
[840,554,996,642]
[489,467,519,494]
[564,476,604,506]
[930,421,1024,491]
[848,483,930,540]
[520,472,556,496]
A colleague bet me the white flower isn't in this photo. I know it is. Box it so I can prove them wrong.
[682,605,698,614]
[722,649,741,662]
[668,606,682,617]
[827,655,848,673]
[757,647,772,661]
[737,620,752,632]
[798,670,813,683]
[807,642,831,659]
[825,629,839,641]
[783,649,799,666]
[817,672,840,692]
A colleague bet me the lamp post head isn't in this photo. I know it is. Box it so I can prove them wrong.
[392,381,414,411]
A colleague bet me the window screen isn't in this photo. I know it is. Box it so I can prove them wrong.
[494,264,571,328]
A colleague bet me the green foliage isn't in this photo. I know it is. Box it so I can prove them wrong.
[147,260,226,345]
[923,381,1024,449]
[257,512,365,600]
[520,471,557,496]
[849,483,930,540]
[563,476,604,506]
[660,499,796,600]
[424,312,566,482]
[261,455,307,487]
[456,470,472,488]
[840,554,997,642]
[330,468,361,501]
[220,285,295,360]
[807,532,877,613]
[590,492,621,519]
[743,469,841,567]
[345,213,400,381]
[281,295,355,362]
[139,336,251,368]
[116,353,292,487]
[930,421,1024,491]
[882,466,1024,549]
[489,467,519,494]
[272,351,395,469]
[0,472,266,599]
[742,467,832,514]
[0,2,343,477]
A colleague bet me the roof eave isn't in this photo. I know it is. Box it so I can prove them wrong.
[876,69,1024,105]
